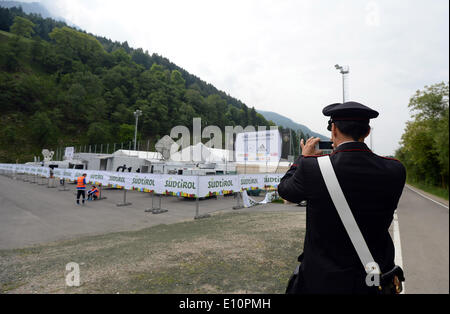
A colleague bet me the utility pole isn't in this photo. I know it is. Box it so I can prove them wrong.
[133,109,142,151]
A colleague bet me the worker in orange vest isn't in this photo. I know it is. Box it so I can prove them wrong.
[87,185,100,201]
[76,173,87,205]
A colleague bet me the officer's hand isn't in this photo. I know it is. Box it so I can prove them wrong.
[300,137,322,156]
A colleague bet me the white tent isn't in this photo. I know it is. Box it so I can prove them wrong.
[169,143,233,163]
[112,149,162,161]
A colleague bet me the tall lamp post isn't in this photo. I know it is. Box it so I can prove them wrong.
[133,109,142,151]
[334,64,349,102]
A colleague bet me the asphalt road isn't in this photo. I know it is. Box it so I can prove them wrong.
[0,174,298,250]
[396,186,449,294]
[0,174,448,293]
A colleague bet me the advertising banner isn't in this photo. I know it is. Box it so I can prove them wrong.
[238,174,265,191]
[262,173,284,189]
[64,147,74,160]
[86,171,109,186]
[105,171,129,189]
[160,175,198,197]
[0,163,285,199]
[128,173,159,193]
[198,175,239,197]
[235,129,282,163]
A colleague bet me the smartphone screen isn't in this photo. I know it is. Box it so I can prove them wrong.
[318,141,333,150]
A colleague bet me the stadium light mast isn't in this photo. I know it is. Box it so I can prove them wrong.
[334,64,349,102]
[133,109,142,151]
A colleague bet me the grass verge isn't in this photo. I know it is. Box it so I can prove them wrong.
[407,180,449,201]
[0,211,305,294]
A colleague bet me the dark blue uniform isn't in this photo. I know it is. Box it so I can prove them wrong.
[278,141,406,294]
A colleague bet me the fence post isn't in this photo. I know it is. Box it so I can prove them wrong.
[233,191,244,210]
[194,176,210,219]
[98,184,107,200]
[116,188,132,207]
[146,192,167,214]
[38,174,46,185]
[59,178,69,191]
[47,176,56,188]
[145,191,154,212]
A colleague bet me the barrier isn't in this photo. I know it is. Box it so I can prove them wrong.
[0,164,284,198]
[116,189,132,207]
[0,164,285,219]
[145,193,168,214]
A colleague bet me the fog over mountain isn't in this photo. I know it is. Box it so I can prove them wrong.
[257,110,329,141]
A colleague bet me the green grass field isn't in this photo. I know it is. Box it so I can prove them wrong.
[0,211,305,294]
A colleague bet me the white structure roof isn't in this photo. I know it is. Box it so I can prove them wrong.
[112,149,163,160]
[169,143,233,163]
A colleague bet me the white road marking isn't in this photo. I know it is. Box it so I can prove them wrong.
[393,211,405,294]
[406,185,449,209]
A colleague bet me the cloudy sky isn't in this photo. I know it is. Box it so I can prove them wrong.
[30,0,449,155]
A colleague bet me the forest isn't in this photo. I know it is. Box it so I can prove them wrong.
[395,82,449,198]
[0,7,303,163]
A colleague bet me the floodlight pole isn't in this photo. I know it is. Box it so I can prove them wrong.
[133,109,142,151]
[335,64,349,102]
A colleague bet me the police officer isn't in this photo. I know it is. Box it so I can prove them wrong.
[278,101,406,294]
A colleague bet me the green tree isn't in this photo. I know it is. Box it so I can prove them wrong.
[10,16,35,38]
[87,122,111,144]
[396,82,449,188]
[49,26,105,68]
[29,111,59,147]
[118,124,135,143]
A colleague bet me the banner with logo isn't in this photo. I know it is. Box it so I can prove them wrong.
[160,175,198,197]
[0,163,285,198]
[105,172,129,189]
[86,171,109,186]
[238,174,265,190]
[128,173,158,193]
[262,173,284,189]
[198,175,239,197]
[235,129,282,163]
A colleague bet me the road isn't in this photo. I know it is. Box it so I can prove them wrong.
[0,174,297,250]
[0,174,448,293]
[396,186,449,294]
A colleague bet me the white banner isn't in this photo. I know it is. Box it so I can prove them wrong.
[235,129,282,163]
[198,175,239,197]
[262,173,284,189]
[238,174,265,190]
[160,175,198,197]
[64,147,74,160]
[128,173,159,193]
[0,164,286,198]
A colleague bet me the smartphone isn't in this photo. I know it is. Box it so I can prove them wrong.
[315,141,333,150]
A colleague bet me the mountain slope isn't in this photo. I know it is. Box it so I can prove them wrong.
[0,1,51,18]
[257,110,329,140]
[0,7,324,163]
[0,1,75,26]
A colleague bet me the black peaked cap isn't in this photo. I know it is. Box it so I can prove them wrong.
[322,101,379,120]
